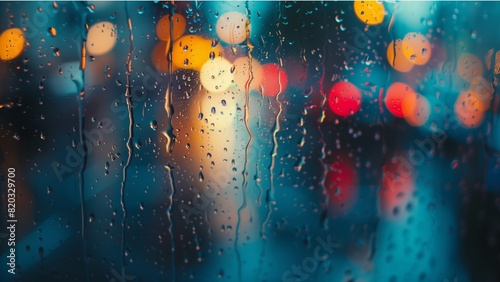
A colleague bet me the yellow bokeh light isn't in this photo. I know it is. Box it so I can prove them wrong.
[86,22,117,56]
[172,35,223,71]
[216,11,249,45]
[156,14,186,42]
[402,32,432,66]
[0,28,25,61]
[387,40,414,73]
[231,57,263,91]
[200,57,234,93]
[354,0,385,26]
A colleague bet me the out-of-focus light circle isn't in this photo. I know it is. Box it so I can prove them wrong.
[151,41,177,73]
[216,11,249,45]
[326,159,358,217]
[199,91,237,130]
[402,32,432,66]
[387,40,414,72]
[156,14,186,42]
[379,153,415,221]
[200,57,234,93]
[328,81,362,117]
[385,82,416,118]
[0,28,25,61]
[232,57,263,91]
[402,93,430,126]
[260,63,288,96]
[457,53,483,82]
[86,22,117,56]
[172,35,223,71]
[353,0,385,26]
[454,90,486,128]
[470,76,493,110]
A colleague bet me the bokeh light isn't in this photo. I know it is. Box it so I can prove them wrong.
[384,82,416,118]
[454,89,486,128]
[86,22,117,56]
[200,57,234,93]
[387,40,414,73]
[326,159,359,217]
[172,35,223,71]
[216,11,249,45]
[259,63,288,96]
[328,81,362,117]
[402,32,432,66]
[402,93,430,127]
[457,53,483,82]
[379,153,415,221]
[156,14,186,42]
[151,41,177,73]
[353,0,385,25]
[0,28,25,61]
[231,57,263,91]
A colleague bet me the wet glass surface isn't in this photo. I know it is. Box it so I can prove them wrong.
[0,1,499,281]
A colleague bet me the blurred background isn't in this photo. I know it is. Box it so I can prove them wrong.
[0,1,499,281]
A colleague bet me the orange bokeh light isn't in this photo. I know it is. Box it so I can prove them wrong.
[387,40,414,73]
[156,14,186,42]
[385,82,417,118]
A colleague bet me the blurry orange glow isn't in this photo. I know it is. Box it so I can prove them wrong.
[86,22,117,56]
[232,57,263,91]
[328,81,362,117]
[387,40,414,73]
[156,14,186,42]
[402,93,430,126]
[216,11,249,45]
[379,153,415,221]
[151,41,177,73]
[402,32,432,66]
[454,90,486,128]
[260,63,288,96]
[326,159,359,217]
[385,82,416,118]
[470,76,493,110]
[353,0,385,26]
[457,53,484,82]
[172,35,223,71]
[200,57,234,93]
[0,28,25,61]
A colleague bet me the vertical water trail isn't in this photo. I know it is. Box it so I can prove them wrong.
[317,5,329,229]
[261,0,283,243]
[120,3,135,281]
[77,5,89,281]
[165,164,176,281]
[234,3,254,281]
[165,4,178,281]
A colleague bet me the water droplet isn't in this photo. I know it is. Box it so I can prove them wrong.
[451,160,459,169]
[137,6,145,14]
[47,187,52,195]
[53,48,60,56]
[89,214,95,223]
[199,171,204,182]
[47,27,56,37]
[150,120,158,130]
